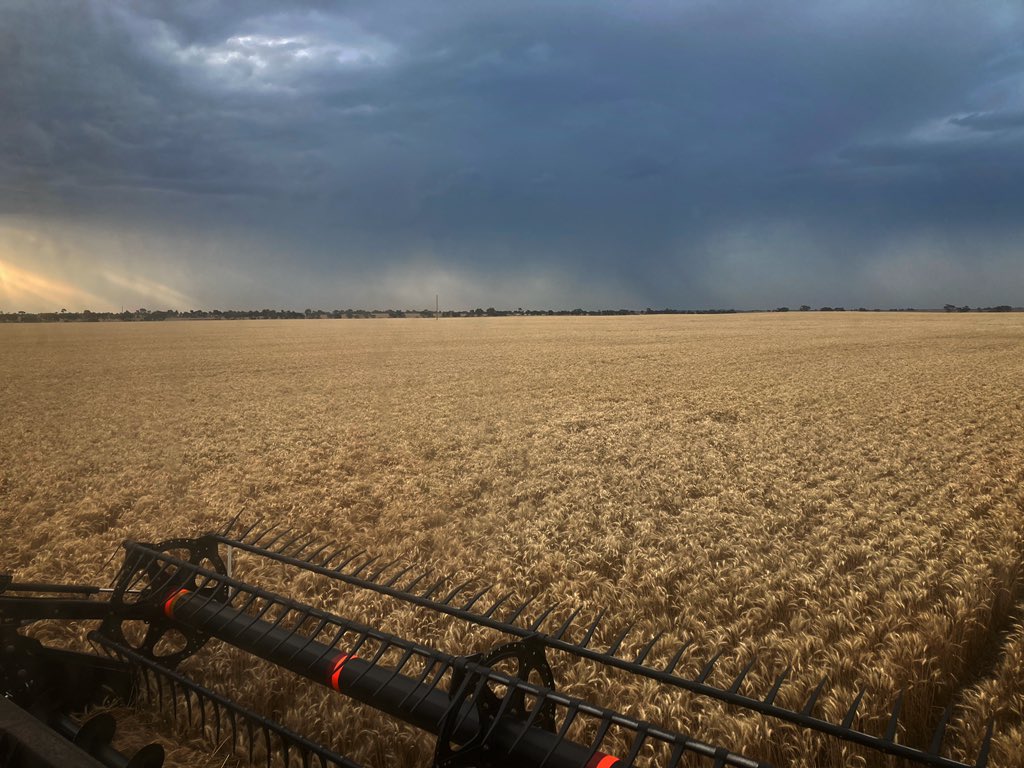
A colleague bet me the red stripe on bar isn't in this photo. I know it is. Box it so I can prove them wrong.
[162,588,191,618]
[586,755,620,768]
[330,653,357,690]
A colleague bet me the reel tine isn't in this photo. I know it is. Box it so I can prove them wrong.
[351,554,382,578]
[728,655,757,695]
[607,622,636,656]
[928,700,955,755]
[219,510,245,537]
[483,592,514,618]
[579,609,607,648]
[290,535,321,559]
[308,625,351,670]
[621,725,650,766]
[764,665,791,705]
[398,659,442,710]
[884,689,904,743]
[440,579,474,606]
[505,689,550,754]
[581,715,615,766]
[666,740,688,767]
[480,680,520,745]
[368,558,402,582]
[262,526,294,551]
[633,630,665,664]
[402,570,431,593]
[461,583,494,611]
[539,702,581,768]
[421,577,447,600]
[250,523,282,546]
[335,550,367,573]
[372,647,416,695]
[154,670,165,713]
[279,733,290,768]
[505,595,540,625]
[278,531,309,557]
[320,548,349,570]
[529,604,558,632]
[304,541,332,565]
[410,661,454,711]
[184,683,194,727]
[664,640,692,674]
[801,676,829,717]
[345,640,392,689]
[236,518,263,542]
[246,718,255,764]
[198,692,207,742]
[841,688,867,729]
[437,665,475,725]
[696,649,726,683]
[454,674,491,732]
[976,718,995,768]
[287,617,330,663]
[553,606,585,641]
[229,708,238,752]
[384,564,416,588]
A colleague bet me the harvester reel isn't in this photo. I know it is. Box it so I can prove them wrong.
[99,537,228,667]
[435,638,557,767]
[478,637,557,730]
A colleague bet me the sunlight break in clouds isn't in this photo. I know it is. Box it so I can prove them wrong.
[101,271,196,310]
[0,259,106,313]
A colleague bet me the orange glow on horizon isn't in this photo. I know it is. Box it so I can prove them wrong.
[0,258,109,312]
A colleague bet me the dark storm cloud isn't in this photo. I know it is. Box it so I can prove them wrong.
[1,0,1023,310]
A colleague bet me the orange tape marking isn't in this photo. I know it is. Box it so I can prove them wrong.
[162,588,191,618]
[329,653,358,690]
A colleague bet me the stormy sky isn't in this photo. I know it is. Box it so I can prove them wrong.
[1,1,1023,311]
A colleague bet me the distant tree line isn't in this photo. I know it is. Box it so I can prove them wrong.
[1,304,1018,323]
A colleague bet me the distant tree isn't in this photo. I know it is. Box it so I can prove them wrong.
[775,307,790,312]
[799,305,811,311]
[958,305,971,312]
[943,304,957,312]
[820,306,833,312]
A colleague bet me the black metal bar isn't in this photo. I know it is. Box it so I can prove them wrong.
[0,597,116,622]
[2,582,102,595]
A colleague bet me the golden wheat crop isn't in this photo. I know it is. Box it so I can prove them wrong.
[1,313,1022,767]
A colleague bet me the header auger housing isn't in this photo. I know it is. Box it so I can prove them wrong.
[1,519,995,768]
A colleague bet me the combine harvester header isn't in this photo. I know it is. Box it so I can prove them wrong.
[1,519,994,768]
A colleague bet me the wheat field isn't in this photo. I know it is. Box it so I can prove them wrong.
[1,313,1022,767]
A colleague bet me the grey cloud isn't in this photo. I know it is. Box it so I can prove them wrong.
[951,110,1024,131]
[1,1,1023,309]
